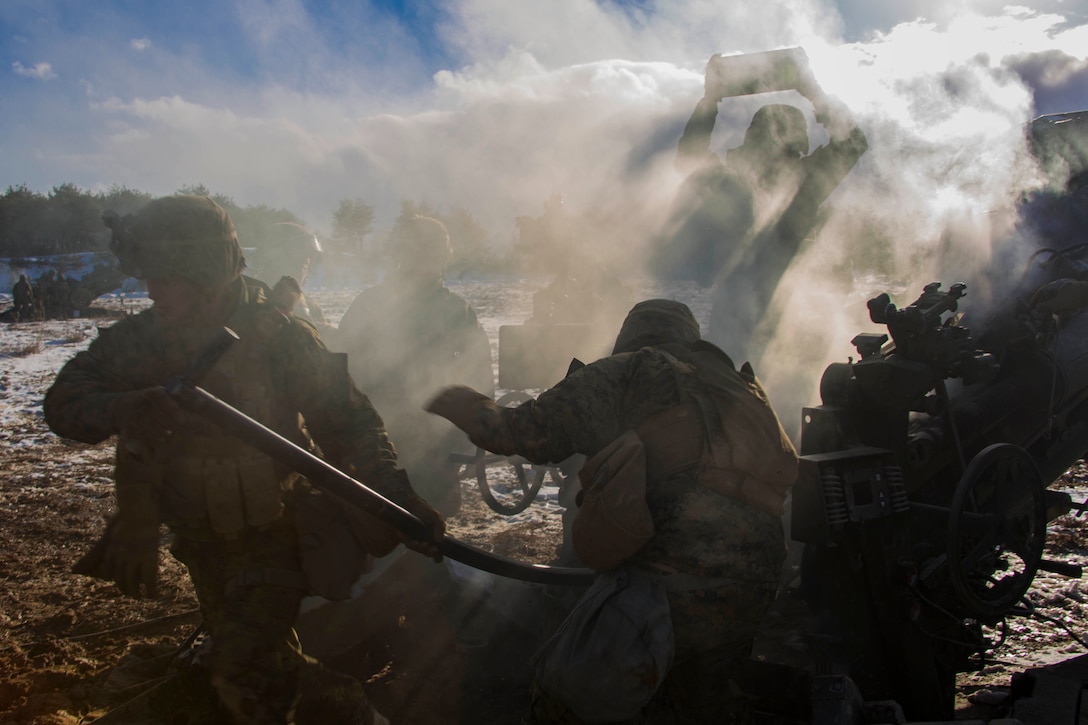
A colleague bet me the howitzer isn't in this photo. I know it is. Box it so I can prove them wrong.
[792,276,1086,719]
[165,327,594,587]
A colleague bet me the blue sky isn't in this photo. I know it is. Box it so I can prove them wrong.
[2,0,1087,255]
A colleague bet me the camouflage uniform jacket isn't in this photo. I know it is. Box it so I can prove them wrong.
[485,340,786,587]
[43,279,416,535]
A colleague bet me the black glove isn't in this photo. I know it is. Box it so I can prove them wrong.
[424,385,492,433]
[73,513,160,598]
[109,387,191,447]
[398,496,446,563]
[425,385,518,457]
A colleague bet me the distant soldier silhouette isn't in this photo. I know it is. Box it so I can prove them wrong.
[37,269,59,319]
[12,274,35,321]
[53,272,72,318]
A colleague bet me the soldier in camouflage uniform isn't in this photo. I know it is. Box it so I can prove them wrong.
[331,215,494,516]
[38,268,58,318]
[250,220,333,338]
[44,195,445,725]
[12,273,35,321]
[427,299,798,723]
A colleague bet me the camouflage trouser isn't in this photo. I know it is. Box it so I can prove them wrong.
[171,523,308,724]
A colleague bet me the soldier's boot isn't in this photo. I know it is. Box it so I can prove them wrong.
[296,657,388,725]
[210,674,298,724]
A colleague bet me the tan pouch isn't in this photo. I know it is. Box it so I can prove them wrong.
[340,494,401,559]
[572,430,655,571]
[294,488,400,600]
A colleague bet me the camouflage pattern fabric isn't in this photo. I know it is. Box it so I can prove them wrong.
[44,278,415,724]
[170,522,307,722]
[43,279,414,505]
[482,340,786,723]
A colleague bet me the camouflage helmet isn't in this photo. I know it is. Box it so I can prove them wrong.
[611,299,701,354]
[258,221,322,283]
[265,221,322,260]
[104,195,245,290]
[392,215,452,269]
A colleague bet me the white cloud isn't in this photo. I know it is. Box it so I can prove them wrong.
[6,2,1087,254]
[12,61,57,80]
[130,38,151,51]
[5,0,1088,421]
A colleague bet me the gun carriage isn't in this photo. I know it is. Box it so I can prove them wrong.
[792,263,1087,718]
[449,321,607,516]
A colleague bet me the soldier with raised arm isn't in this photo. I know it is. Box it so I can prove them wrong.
[655,48,868,364]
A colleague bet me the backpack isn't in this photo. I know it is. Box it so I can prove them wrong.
[684,343,798,516]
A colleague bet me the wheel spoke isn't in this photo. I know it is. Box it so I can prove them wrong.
[947,443,1046,620]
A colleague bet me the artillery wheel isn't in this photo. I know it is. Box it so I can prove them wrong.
[472,391,549,515]
[946,443,1047,622]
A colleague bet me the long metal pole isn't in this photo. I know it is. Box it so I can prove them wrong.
[166,376,593,586]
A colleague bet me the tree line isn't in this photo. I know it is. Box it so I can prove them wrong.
[0,183,511,280]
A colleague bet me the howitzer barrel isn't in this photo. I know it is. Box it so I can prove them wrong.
[164,376,593,587]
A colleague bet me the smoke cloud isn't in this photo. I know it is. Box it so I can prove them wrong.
[4,1,1088,420]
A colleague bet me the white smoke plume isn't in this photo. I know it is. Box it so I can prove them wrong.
[4,1,1088,419]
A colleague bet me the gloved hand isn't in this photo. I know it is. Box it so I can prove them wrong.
[424,385,493,433]
[109,387,189,446]
[425,385,517,455]
[72,513,160,598]
[1030,279,1088,315]
[398,496,446,563]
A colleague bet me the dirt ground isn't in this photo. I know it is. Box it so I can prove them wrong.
[0,424,563,725]
[2,432,1085,725]
[1,304,1086,724]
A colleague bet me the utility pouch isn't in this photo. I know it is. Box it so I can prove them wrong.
[237,455,284,528]
[294,488,400,601]
[204,459,247,537]
[572,429,655,572]
[160,458,208,525]
[533,567,674,722]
